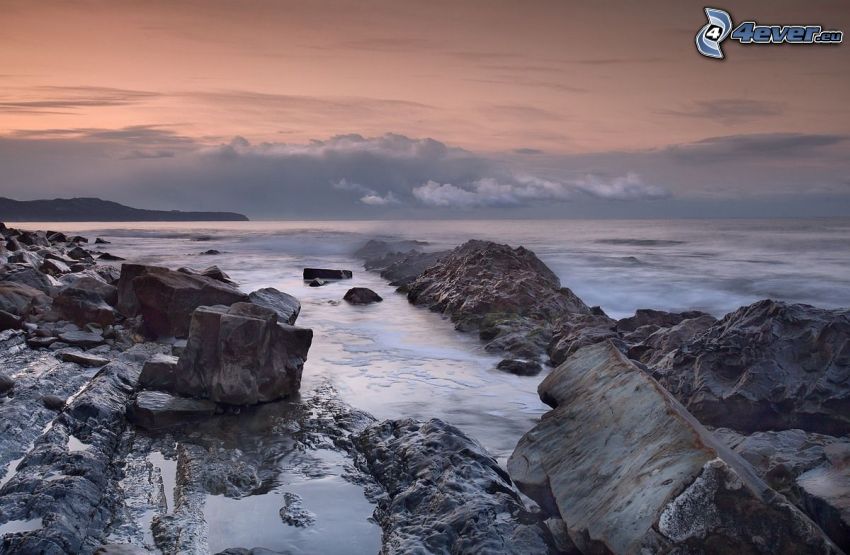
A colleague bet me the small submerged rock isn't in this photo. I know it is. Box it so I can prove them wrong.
[307,278,325,287]
[278,492,316,528]
[496,358,542,376]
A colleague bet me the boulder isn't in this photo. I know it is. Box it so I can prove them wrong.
[5,235,22,251]
[0,281,51,316]
[41,394,66,411]
[40,257,72,276]
[307,278,325,287]
[360,244,447,288]
[508,341,840,554]
[628,313,717,366]
[58,330,105,348]
[548,313,619,366]
[248,287,301,324]
[303,268,352,280]
[178,265,235,285]
[172,303,313,405]
[0,265,57,293]
[200,249,221,255]
[97,252,125,261]
[649,300,850,435]
[716,428,850,551]
[94,237,110,244]
[0,309,22,331]
[139,353,179,391]
[117,263,248,338]
[54,278,118,326]
[129,390,218,430]
[343,287,383,305]
[616,308,711,332]
[496,358,542,376]
[0,373,13,395]
[356,418,558,554]
[66,245,93,261]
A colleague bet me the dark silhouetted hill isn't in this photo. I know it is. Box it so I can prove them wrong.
[0,197,249,221]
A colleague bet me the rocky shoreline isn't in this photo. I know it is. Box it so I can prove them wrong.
[1,224,848,554]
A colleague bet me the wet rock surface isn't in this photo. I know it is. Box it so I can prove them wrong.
[248,287,300,325]
[649,299,850,435]
[355,418,558,555]
[303,268,352,280]
[508,341,840,554]
[343,287,383,305]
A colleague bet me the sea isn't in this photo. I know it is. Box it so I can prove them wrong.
[8,218,850,553]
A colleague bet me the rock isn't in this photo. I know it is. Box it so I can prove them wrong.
[307,278,325,287]
[354,239,430,260]
[715,428,850,551]
[508,341,840,554]
[172,303,313,405]
[40,257,72,276]
[54,278,118,326]
[248,287,301,324]
[547,313,618,366]
[171,339,187,357]
[0,265,57,293]
[129,390,218,430]
[26,335,57,349]
[200,249,221,255]
[59,351,110,367]
[649,300,850,435]
[5,235,22,251]
[406,240,591,361]
[303,268,352,280]
[356,418,558,554]
[139,353,179,391]
[58,329,105,347]
[343,287,383,305]
[41,394,66,410]
[117,263,249,338]
[0,309,23,331]
[496,358,542,376]
[359,243,447,288]
[0,373,13,395]
[628,314,717,366]
[616,308,711,332]
[178,264,235,285]
[67,245,93,261]
[0,281,51,316]
[94,237,111,244]
[67,234,89,243]
[278,492,316,528]
[98,252,126,261]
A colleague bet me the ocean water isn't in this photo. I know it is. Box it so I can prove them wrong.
[10,218,850,552]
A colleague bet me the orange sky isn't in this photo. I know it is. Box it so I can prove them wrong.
[2,0,848,154]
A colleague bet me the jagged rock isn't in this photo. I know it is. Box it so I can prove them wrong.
[94,237,110,244]
[357,240,447,288]
[54,278,118,326]
[0,265,57,293]
[172,303,313,405]
[200,249,221,255]
[356,418,558,554]
[548,313,619,366]
[5,235,22,251]
[67,235,89,244]
[716,428,850,551]
[58,329,105,347]
[139,353,179,391]
[649,300,850,435]
[354,239,430,260]
[129,390,218,430]
[278,492,316,528]
[343,287,383,305]
[26,336,57,349]
[59,351,110,367]
[0,281,51,316]
[616,308,711,332]
[628,314,717,366]
[307,278,325,287]
[40,257,72,276]
[67,245,93,261]
[496,358,542,376]
[508,341,840,554]
[98,252,126,261]
[248,287,300,324]
[406,240,591,361]
[117,263,248,338]
[303,268,352,280]
[178,265,235,285]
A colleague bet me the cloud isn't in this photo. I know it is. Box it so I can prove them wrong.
[661,99,784,124]
[666,133,849,163]
[0,86,159,114]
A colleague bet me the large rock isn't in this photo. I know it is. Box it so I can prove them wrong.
[716,428,850,551]
[129,390,218,430]
[138,353,179,391]
[358,240,448,289]
[172,303,313,405]
[649,300,850,435]
[0,281,50,316]
[628,313,717,366]
[356,418,558,554]
[616,308,711,332]
[0,265,57,293]
[117,263,248,338]
[548,313,618,366]
[303,268,352,280]
[343,287,383,305]
[508,341,840,554]
[248,287,300,324]
[406,240,591,360]
[54,278,118,326]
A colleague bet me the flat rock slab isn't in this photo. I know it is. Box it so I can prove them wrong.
[508,340,840,554]
[58,351,110,367]
[138,353,179,391]
[58,330,105,347]
[303,268,352,280]
[129,390,218,430]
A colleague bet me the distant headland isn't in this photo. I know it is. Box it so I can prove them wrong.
[0,197,249,222]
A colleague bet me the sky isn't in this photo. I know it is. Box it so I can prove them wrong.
[0,0,848,218]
